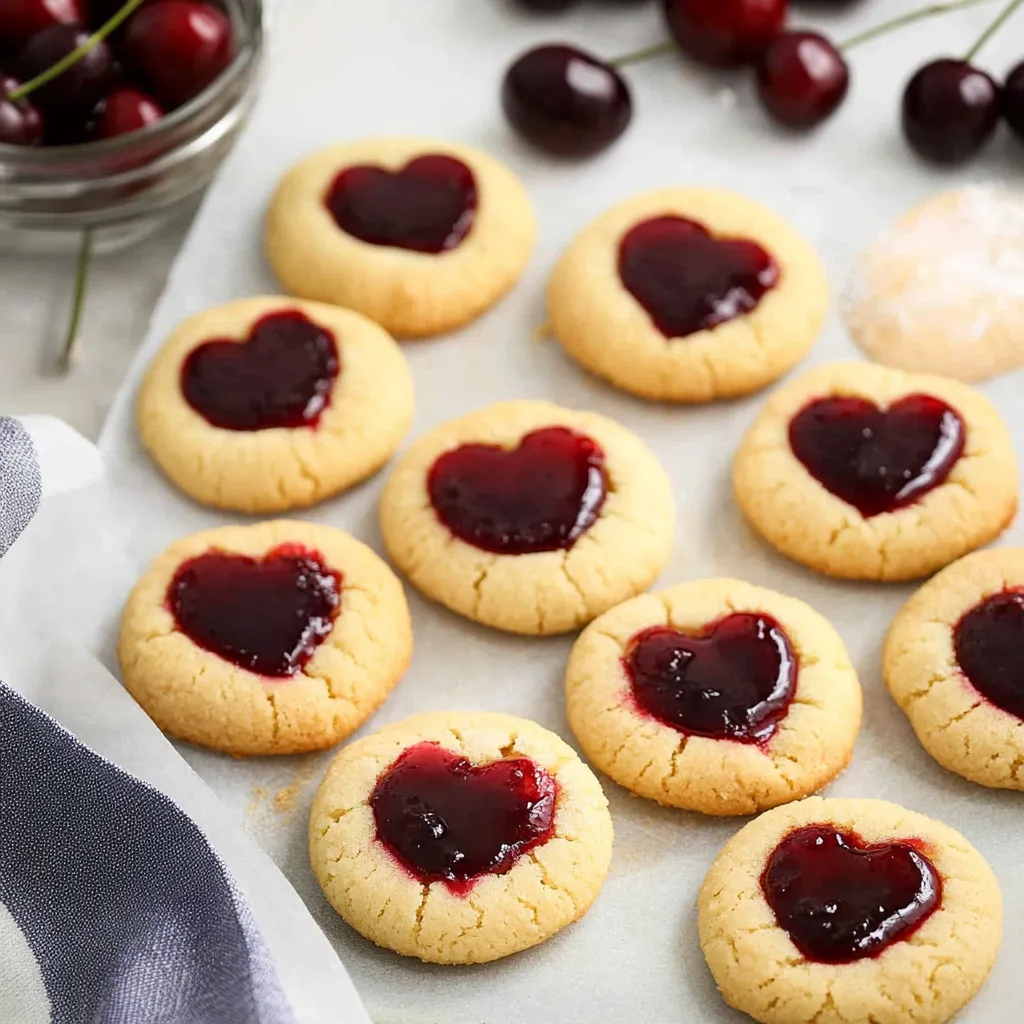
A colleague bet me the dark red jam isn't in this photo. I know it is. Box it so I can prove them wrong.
[954,590,1024,720]
[166,544,341,678]
[370,742,557,895]
[788,394,965,518]
[761,826,941,964]
[618,215,779,338]
[324,155,477,254]
[624,615,796,744]
[181,311,339,431]
[427,426,607,555]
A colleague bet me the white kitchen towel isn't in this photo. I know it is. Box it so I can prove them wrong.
[0,417,371,1024]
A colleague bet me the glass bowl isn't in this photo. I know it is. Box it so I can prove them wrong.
[0,0,265,254]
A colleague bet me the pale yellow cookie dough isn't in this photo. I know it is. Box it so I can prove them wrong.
[547,187,828,402]
[699,797,1002,1024]
[309,711,614,964]
[733,362,1018,581]
[885,548,1024,790]
[843,186,1024,383]
[265,136,536,338]
[379,400,676,636]
[566,579,862,816]
[118,521,412,756]
[137,296,414,514]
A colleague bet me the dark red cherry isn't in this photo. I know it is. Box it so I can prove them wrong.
[167,545,342,678]
[123,0,235,108]
[762,826,941,964]
[15,23,113,120]
[0,0,82,49]
[663,0,787,67]
[1002,60,1024,144]
[97,87,165,139]
[902,58,1001,165]
[502,44,632,158]
[0,76,44,145]
[756,31,850,127]
[371,742,557,894]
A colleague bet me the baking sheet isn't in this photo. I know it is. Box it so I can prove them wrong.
[94,1,1024,1020]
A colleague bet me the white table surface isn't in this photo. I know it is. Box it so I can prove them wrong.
[0,217,191,440]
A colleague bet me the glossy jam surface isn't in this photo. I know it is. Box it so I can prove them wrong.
[955,591,1024,720]
[371,742,557,894]
[167,545,342,678]
[789,394,965,518]
[325,155,477,254]
[427,426,607,555]
[181,311,339,431]
[762,826,941,964]
[624,615,797,744]
[619,216,779,338]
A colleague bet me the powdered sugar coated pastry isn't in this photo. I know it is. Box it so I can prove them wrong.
[842,186,1024,383]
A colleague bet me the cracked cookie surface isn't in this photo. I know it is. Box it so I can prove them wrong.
[378,400,676,635]
[265,136,536,338]
[546,187,828,403]
[885,548,1024,790]
[566,579,862,816]
[117,521,412,756]
[698,797,1002,1024]
[309,711,614,964]
[733,362,1018,581]
[137,296,414,514]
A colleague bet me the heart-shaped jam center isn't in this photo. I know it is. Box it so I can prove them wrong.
[762,826,941,964]
[955,590,1024,719]
[624,615,797,744]
[788,394,965,518]
[618,216,779,338]
[166,544,342,678]
[371,742,557,895]
[324,154,477,254]
[427,426,607,556]
[181,311,339,431]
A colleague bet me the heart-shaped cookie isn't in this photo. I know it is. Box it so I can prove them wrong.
[181,310,339,431]
[370,741,557,893]
[167,544,342,678]
[325,154,477,254]
[624,614,797,744]
[427,426,607,555]
[789,393,965,518]
[762,825,941,963]
[618,215,779,338]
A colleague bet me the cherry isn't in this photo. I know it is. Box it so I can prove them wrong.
[15,24,113,120]
[662,0,787,67]
[902,58,1001,165]
[97,86,165,139]
[0,0,82,49]
[0,76,44,146]
[756,31,850,127]
[502,44,632,157]
[123,0,235,108]
[1002,60,1024,144]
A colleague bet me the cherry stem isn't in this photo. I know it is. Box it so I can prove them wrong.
[9,0,147,102]
[59,230,92,374]
[610,41,678,68]
[840,0,997,51]
[964,0,1024,59]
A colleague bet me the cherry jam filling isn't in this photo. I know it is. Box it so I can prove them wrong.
[954,590,1024,720]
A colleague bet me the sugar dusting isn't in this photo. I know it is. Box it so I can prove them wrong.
[841,185,1024,382]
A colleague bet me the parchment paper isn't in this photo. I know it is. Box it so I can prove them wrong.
[92,1,1024,1020]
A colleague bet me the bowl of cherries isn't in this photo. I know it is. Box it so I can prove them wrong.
[0,0,263,251]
